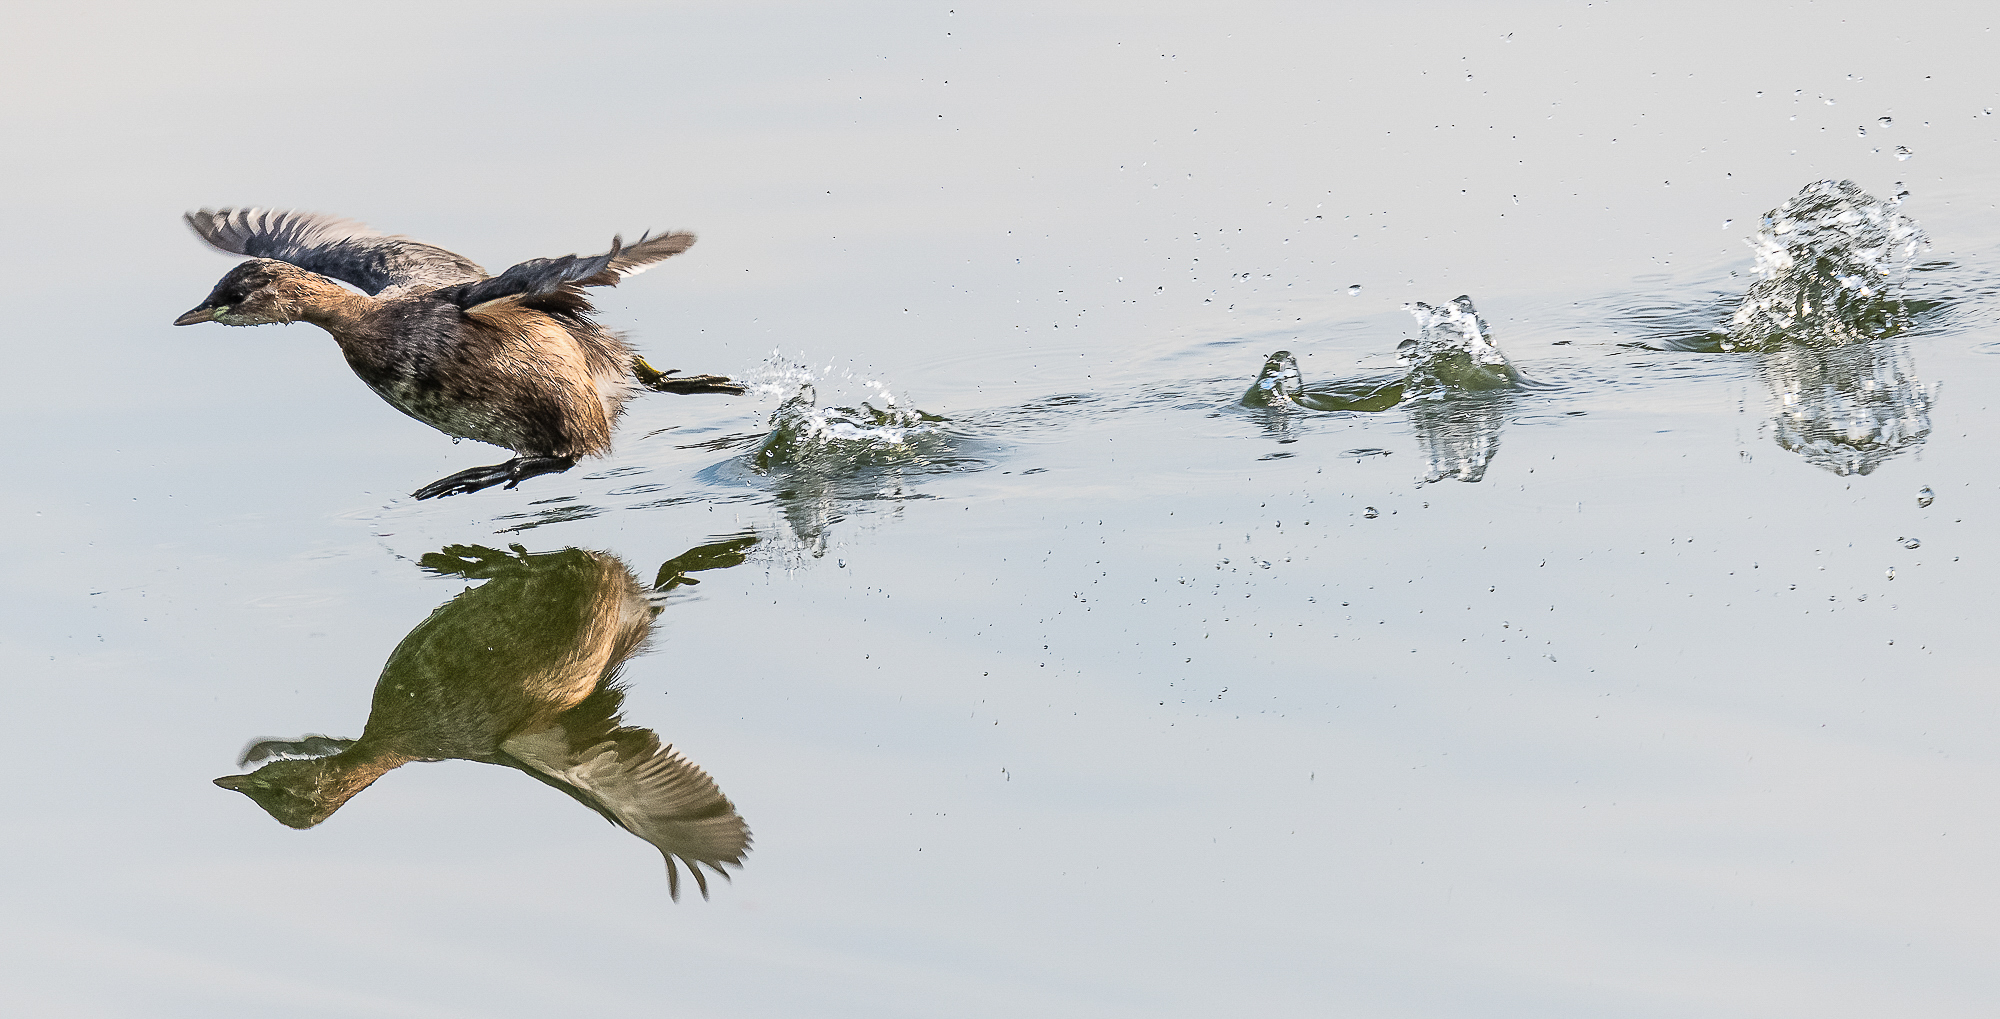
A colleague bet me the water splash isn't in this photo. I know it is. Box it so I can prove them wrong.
[1726,180,1929,351]
[718,355,980,551]
[1401,296,1522,397]
[1241,351,1403,411]
[743,355,952,472]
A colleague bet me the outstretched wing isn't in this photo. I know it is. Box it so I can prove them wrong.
[444,241,624,313]
[443,229,697,314]
[185,208,485,295]
[498,684,751,900]
[576,230,697,286]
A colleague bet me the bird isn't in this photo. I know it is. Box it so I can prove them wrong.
[215,537,758,900]
[174,208,745,499]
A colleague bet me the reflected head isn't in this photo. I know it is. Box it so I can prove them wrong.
[213,758,355,829]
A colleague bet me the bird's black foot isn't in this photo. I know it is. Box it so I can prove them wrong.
[412,455,578,500]
[634,356,748,395]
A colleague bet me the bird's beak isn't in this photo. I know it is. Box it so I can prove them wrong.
[213,774,249,790]
[174,305,217,326]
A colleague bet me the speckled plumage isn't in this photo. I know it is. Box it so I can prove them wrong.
[176,209,739,498]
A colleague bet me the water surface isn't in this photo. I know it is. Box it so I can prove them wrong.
[6,4,2000,1017]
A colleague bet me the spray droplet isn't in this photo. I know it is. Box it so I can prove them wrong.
[1885,567,1897,581]
[1857,125,1868,137]
[1917,486,1934,507]
[1362,506,1379,519]
[1722,219,1733,230]
[1902,537,1921,549]
[1347,284,1362,295]
[1894,146,1913,160]
[1878,116,1893,127]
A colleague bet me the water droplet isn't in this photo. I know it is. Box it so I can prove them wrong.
[1722,219,1733,230]
[452,437,462,444]
[1363,506,1379,519]
[1857,593,1868,602]
[1347,284,1362,295]
[1894,146,1913,160]
[1885,567,1897,581]
[1902,537,1921,549]
[1857,125,1867,137]
[837,559,846,568]
[1825,97,1837,105]
[1878,116,1893,127]
[1917,486,1934,507]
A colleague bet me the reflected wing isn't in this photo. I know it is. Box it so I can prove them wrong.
[499,688,750,900]
[185,208,485,294]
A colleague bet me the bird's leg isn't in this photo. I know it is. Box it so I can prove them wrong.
[633,355,747,395]
[411,455,578,500]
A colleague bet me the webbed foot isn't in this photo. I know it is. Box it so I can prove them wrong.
[412,455,578,500]
[634,356,748,395]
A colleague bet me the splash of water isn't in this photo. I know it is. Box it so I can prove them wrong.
[1726,180,1929,351]
[722,355,975,552]
[743,355,949,472]
[1401,295,1521,398]
[1241,352,1406,411]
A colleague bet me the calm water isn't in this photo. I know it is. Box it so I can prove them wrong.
[8,4,2000,1016]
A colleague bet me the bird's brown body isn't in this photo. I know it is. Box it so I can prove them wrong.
[175,209,742,498]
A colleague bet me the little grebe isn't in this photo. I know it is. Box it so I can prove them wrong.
[175,208,743,499]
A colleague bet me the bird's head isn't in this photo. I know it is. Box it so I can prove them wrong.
[175,258,318,327]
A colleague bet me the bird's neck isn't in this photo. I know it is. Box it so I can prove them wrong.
[287,275,378,332]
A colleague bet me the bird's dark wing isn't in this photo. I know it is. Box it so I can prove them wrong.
[185,208,486,295]
[575,230,697,287]
[498,684,750,900]
[444,239,625,313]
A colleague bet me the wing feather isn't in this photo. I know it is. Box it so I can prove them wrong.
[185,208,485,294]
[575,230,697,287]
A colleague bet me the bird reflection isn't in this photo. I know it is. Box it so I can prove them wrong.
[1760,334,1934,476]
[215,535,757,899]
